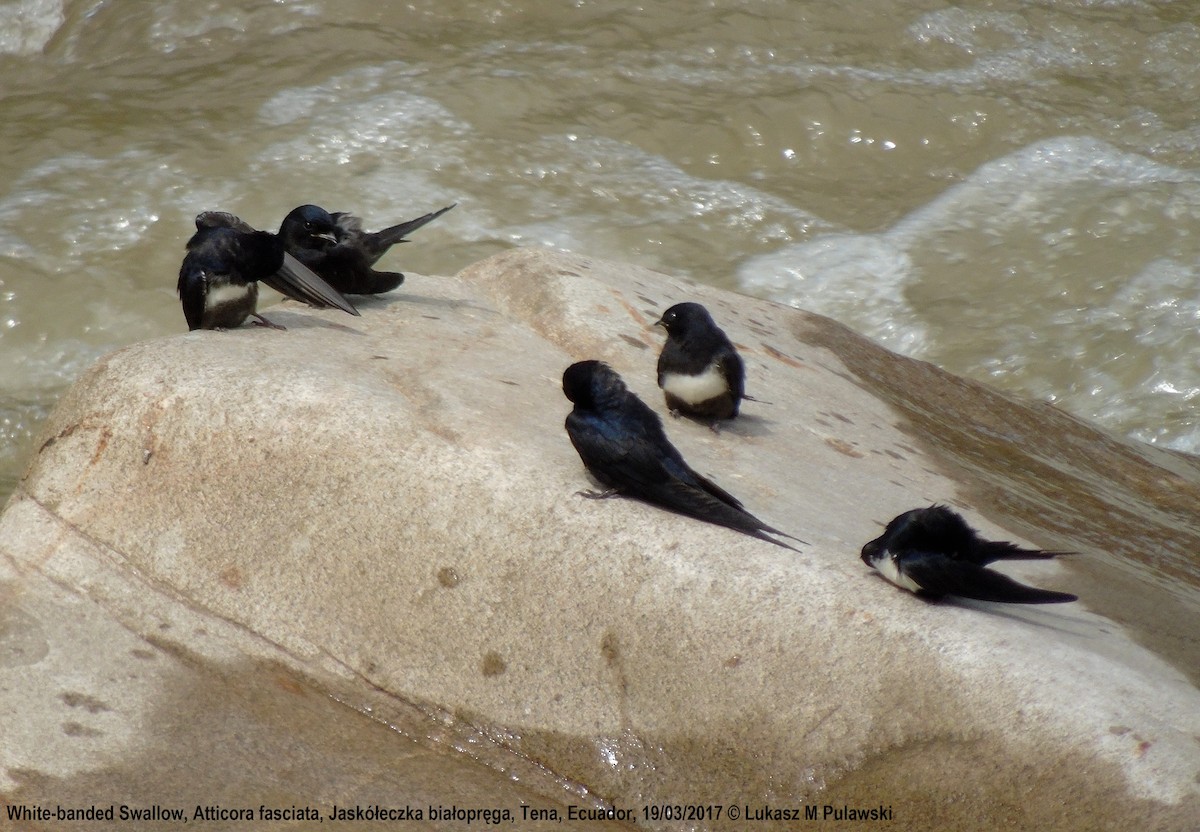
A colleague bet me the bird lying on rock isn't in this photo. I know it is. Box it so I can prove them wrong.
[860,505,1077,604]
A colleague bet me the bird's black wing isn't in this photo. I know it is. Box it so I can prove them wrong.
[260,252,361,316]
[177,261,208,331]
[304,244,405,295]
[566,410,799,550]
[903,551,1077,604]
[196,211,254,233]
[346,203,457,263]
[644,477,801,551]
[973,539,1075,564]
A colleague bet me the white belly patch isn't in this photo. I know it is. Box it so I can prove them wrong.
[875,552,922,593]
[661,362,728,403]
[206,283,252,309]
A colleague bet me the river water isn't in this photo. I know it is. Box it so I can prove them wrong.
[2,1,1199,490]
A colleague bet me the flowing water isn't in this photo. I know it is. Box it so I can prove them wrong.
[4,1,1200,497]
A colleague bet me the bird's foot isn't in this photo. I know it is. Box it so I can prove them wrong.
[251,314,287,331]
[575,488,620,500]
[708,420,723,434]
[668,408,682,419]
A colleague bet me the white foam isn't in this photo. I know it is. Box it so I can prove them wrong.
[740,137,1200,453]
[0,0,64,56]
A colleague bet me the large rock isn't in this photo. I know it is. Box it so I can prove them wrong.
[2,248,1198,830]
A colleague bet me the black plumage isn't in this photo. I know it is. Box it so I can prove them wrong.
[655,302,746,421]
[277,203,455,295]
[177,212,359,331]
[860,505,1077,604]
[563,360,801,550]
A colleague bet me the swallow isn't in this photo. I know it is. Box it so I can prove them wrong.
[562,360,802,550]
[178,212,359,331]
[654,302,749,423]
[277,202,456,294]
[860,505,1077,604]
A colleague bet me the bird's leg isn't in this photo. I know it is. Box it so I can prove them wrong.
[576,488,621,500]
[708,420,723,434]
[251,313,287,331]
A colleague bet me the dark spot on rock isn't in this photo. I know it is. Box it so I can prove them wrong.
[886,449,905,460]
[130,648,156,661]
[600,632,619,667]
[39,422,81,454]
[273,673,306,696]
[60,692,111,713]
[558,270,581,277]
[371,354,388,360]
[437,567,461,588]
[724,655,742,669]
[497,379,519,386]
[62,721,101,738]
[218,565,244,590]
[481,651,507,677]
[761,343,807,370]
[826,438,864,458]
[1108,726,1132,736]
[89,426,113,467]
[832,412,853,424]
[619,333,648,350]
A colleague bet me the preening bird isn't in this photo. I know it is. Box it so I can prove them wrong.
[860,505,1077,604]
[177,211,358,331]
[277,202,456,294]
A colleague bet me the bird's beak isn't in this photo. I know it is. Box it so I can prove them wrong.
[315,231,337,244]
[653,318,666,329]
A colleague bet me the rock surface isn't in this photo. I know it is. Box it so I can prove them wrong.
[2,248,1198,830]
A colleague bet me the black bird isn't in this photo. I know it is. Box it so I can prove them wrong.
[860,505,1077,604]
[562,360,802,550]
[178,212,359,331]
[655,302,747,422]
[277,203,456,295]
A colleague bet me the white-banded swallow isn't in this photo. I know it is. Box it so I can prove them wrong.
[277,203,455,295]
[178,212,359,331]
[860,505,1077,604]
[562,360,803,550]
[654,302,747,423]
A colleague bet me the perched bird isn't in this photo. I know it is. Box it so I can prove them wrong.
[178,212,359,331]
[654,302,748,423]
[562,360,802,550]
[860,505,1077,604]
[277,202,456,294]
